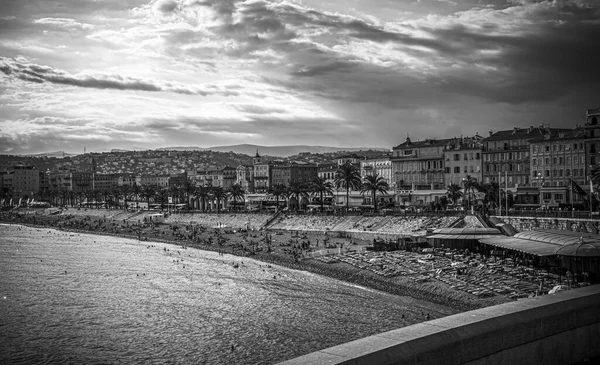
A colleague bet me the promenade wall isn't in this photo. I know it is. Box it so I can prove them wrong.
[279,285,600,365]
[494,216,599,234]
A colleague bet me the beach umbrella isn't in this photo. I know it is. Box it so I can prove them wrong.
[555,238,600,258]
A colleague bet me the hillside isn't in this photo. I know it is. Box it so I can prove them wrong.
[160,144,388,157]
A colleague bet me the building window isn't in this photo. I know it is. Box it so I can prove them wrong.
[593,156,597,165]
[545,146,550,152]
[532,158,537,166]
[545,170,550,177]
[566,169,571,176]
[476,153,480,160]
[543,192,552,200]
[454,167,460,173]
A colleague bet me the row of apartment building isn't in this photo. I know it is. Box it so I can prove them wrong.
[2,108,598,208]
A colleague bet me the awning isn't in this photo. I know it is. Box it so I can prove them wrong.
[480,237,561,257]
[428,234,497,240]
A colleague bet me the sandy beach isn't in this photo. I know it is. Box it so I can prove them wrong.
[1,208,509,312]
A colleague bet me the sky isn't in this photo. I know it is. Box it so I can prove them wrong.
[0,0,599,154]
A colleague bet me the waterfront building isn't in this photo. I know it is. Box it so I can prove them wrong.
[140,175,170,188]
[443,136,483,188]
[49,171,72,191]
[392,136,449,189]
[584,107,600,177]
[71,171,94,192]
[253,151,272,192]
[360,157,392,183]
[236,165,254,192]
[271,162,290,187]
[529,128,587,208]
[94,174,119,191]
[482,126,569,191]
[391,136,449,206]
[216,167,237,189]
[8,164,40,199]
[336,153,361,166]
[169,172,187,187]
[317,163,337,184]
[118,174,140,187]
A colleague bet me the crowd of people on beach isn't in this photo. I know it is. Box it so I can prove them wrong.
[1,206,568,311]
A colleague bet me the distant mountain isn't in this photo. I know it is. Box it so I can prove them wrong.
[155,146,206,152]
[26,151,76,158]
[159,144,387,157]
[110,149,130,153]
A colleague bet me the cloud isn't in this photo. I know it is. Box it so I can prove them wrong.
[33,17,94,31]
[0,56,251,96]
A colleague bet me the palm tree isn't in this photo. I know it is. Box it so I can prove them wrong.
[590,164,600,192]
[60,190,69,205]
[462,175,479,209]
[287,179,309,211]
[480,182,499,210]
[101,189,111,209]
[181,179,196,209]
[131,183,142,209]
[195,185,211,212]
[154,187,169,212]
[268,183,288,211]
[228,183,246,211]
[211,186,228,214]
[91,189,102,209]
[120,184,132,210]
[360,174,390,213]
[168,184,180,208]
[334,162,362,213]
[446,183,463,205]
[310,176,334,212]
[111,187,122,209]
[140,184,156,210]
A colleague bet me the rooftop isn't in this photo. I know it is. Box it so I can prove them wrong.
[483,126,571,142]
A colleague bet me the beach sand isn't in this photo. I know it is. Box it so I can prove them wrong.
[1,208,509,312]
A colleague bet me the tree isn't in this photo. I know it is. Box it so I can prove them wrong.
[480,182,499,210]
[446,183,463,205]
[334,162,362,213]
[228,183,246,211]
[360,173,390,213]
[287,179,309,211]
[154,187,169,212]
[309,176,334,212]
[181,179,196,209]
[268,183,288,211]
[590,164,600,191]
[462,175,479,209]
[131,183,142,209]
[140,184,157,210]
[120,184,132,210]
[111,187,123,209]
[195,185,211,212]
[211,186,228,214]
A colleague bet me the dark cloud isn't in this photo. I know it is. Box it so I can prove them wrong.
[0,56,241,96]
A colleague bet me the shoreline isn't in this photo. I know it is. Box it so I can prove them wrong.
[0,211,507,312]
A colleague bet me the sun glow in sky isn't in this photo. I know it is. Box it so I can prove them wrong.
[0,0,598,154]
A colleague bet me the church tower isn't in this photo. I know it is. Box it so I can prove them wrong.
[253,150,262,165]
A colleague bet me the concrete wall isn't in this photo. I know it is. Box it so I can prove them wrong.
[278,285,600,365]
[494,216,599,234]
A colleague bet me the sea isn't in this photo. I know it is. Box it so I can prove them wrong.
[0,224,453,364]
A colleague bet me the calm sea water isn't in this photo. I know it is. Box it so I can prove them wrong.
[0,224,453,364]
